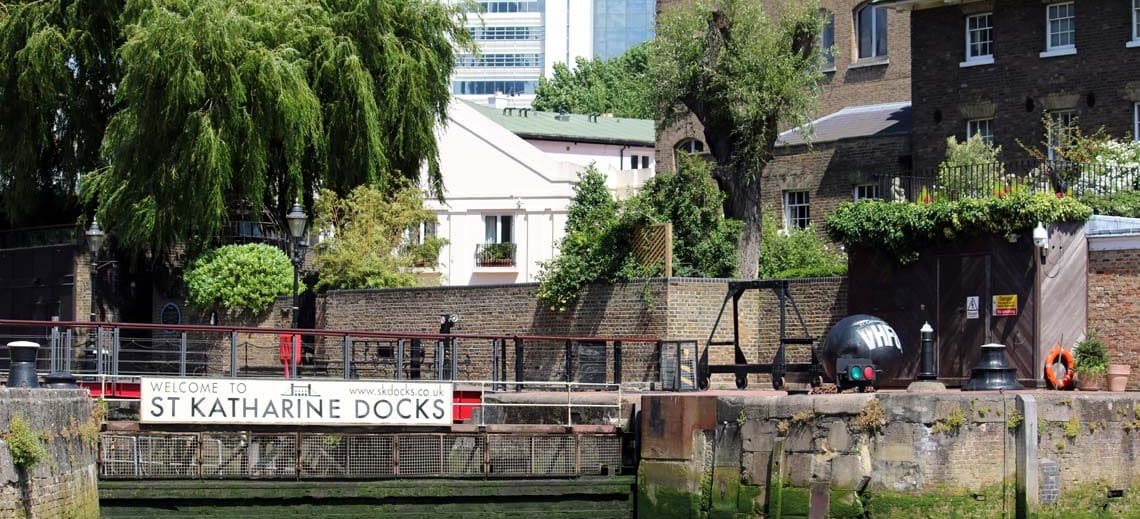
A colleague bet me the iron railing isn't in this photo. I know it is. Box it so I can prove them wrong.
[0,224,80,250]
[876,159,1140,203]
[0,319,663,393]
[99,431,622,480]
[475,242,517,267]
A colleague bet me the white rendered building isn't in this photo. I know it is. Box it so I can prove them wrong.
[450,0,655,106]
[420,97,655,286]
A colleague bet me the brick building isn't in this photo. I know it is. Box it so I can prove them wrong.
[881,0,1140,171]
[654,0,912,233]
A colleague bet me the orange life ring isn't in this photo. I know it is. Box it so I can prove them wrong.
[1044,345,1075,390]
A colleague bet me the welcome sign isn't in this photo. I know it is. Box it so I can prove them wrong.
[140,377,453,426]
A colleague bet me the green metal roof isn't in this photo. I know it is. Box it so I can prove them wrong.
[466,101,655,146]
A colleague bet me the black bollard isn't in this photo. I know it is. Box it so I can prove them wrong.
[42,372,79,389]
[6,341,41,388]
[918,322,936,380]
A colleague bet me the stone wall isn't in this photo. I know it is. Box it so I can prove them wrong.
[0,389,99,519]
[1089,247,1140,389]
[638,392,1140,518]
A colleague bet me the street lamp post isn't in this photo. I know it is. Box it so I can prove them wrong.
[85,220,106,322]
[285,203,308,379]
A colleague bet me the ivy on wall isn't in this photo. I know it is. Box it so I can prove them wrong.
[825,191,1092,264]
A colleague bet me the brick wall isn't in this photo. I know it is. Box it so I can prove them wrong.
[655,0,911,173]
[910,0,1140,171]
[0,389,99,519]
[764,135,912,237]
[1088,247,1140,388]
[316,277,848,388]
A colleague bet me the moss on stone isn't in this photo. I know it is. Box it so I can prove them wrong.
[863,486,1004,519]
[828,489,864,518]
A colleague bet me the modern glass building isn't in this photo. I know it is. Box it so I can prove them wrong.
[592,0,655,61]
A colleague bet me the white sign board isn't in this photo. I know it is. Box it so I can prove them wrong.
[140,377,453,426]
[966,296,980,319]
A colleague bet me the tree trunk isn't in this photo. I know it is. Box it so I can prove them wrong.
[722,164,761,279]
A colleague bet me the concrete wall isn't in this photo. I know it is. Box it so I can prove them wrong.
[1089,246,1140,389]
[639,392,1140,518]
[0,389,99,519]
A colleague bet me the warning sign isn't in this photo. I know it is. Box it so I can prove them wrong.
[966,296,979,319]
[993,295,1017,317]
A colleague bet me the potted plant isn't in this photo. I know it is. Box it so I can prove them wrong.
[1073,330,1109,391]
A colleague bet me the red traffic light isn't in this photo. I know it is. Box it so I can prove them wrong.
[863,366,875,380]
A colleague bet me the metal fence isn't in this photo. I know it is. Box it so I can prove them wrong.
[877,159,1140,203]
[99,431,622,480]
[0,319,663,392]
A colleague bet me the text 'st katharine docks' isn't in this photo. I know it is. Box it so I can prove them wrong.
[139,377,454,426]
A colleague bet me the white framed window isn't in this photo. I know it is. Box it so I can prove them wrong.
[628,154,651,170]
[820,10,836,70]
[966,118,994,144]
[1042,2,1076,57]
[1132,0,1140,47]
[1046,110,1076,160]
[405,221,437,246]
[675,139,705,154]
[964,13,993,64]
[783,191,811,230]
[854,184,880,201]
[483,214,513,244]
[856,5,888,59]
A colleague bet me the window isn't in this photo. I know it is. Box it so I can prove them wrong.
[1132,0,1140,45]
[457,53,544,68]
[966,118,994,144]
[856,5,888,59]
[628,154,651,170]
[484,215,513,244]
[783,191,811,230]
[854,184,880,201]
[470,26,544,41]
[477,1,542,14]
[1045,3,1075,51]
[965,13,993,62]
[1046,110,1076,160]
[405,221,437,246]
[451,80,538,96]
[820,10,836,70]
[675,139,705,154]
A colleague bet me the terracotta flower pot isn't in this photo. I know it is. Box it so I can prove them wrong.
[1107,364,1132,392]
[1076,372,1104,391]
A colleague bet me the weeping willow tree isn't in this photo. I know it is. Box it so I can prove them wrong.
[0,0,471,261]
[0,0,122,225]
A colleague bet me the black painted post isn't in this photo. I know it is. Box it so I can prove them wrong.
[564,340,572,384]
[919,322,936,380]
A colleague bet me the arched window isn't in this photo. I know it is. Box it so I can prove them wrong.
[675,138,705,154]
[820,10,836,69]
[855,4,887,59]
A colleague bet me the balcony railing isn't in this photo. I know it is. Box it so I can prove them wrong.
[476,242,516,267]
[875,159,1139,203]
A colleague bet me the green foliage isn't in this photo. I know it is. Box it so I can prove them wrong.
[625,155,742,278]
[759,217,846,279]
[651,0,823,278]
[537,160,741,310]
[185,244,293,313]
[1073,329,1109,375]
[853,399,886,435]
[6,414,48,469]
[1006,408,1023,431]
[0,0,471,256]
[1063,416,1081,439]
[825,191,1093,264]
[931,408,966,435]
[313,184,443,291]
[1081,190,1140,218]
[532,43,652,119]
[937,135,1007,199]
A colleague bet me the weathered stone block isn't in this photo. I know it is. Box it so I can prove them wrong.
[787,453,814,486]
[789,423,817,452]
[815,394,873,416]
[831,455,868,490]
[771,395,815,419]
[742,451,772,486]
[825,420,852,453]
[882,394,936,424]
[742,420,778,452]
[1039,400,1072,423]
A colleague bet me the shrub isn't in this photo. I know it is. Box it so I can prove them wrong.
[6,414,47,469]
[825,191,1092,264]
[185,243,293,314]
[759,217,846,279]
[1080,190,1140,218]
[1073,330,1109,375]
[937,135,1005,199]
[313,184,444,290]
